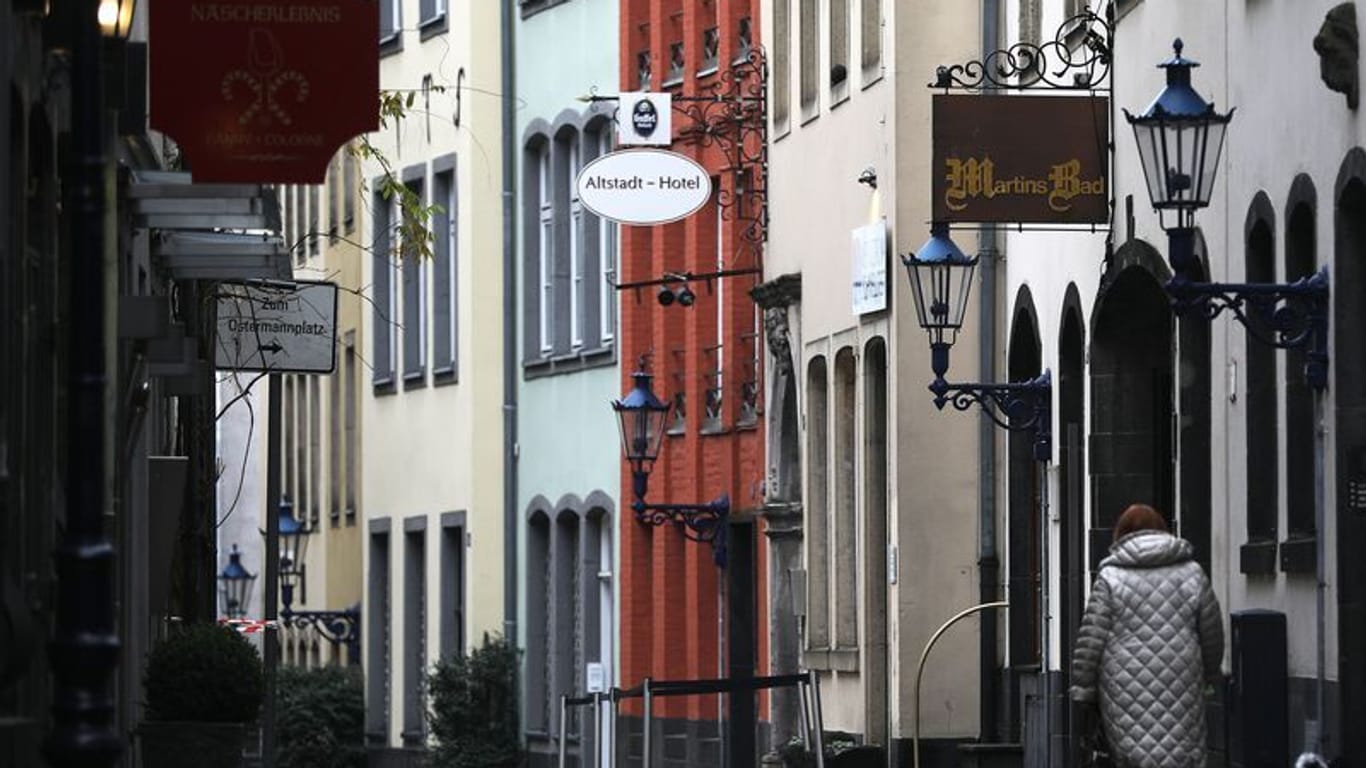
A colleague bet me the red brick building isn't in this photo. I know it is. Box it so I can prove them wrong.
[616,1,769,764]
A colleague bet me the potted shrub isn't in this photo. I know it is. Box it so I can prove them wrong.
[139,622,264,768]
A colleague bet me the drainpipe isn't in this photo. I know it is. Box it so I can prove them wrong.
[977,0,1001,744]
[500,0,519,732]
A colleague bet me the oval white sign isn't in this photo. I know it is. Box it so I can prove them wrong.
[576,149,712,226]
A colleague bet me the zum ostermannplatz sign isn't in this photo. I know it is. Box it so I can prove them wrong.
[576,149,712,226]
[932,94,1109,224]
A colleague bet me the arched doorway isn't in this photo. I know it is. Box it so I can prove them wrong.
[1006,287,1043,742]
[1333,147,1366,761]
[1090,243,1174,566]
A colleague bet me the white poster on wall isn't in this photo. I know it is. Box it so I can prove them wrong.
[852,220,888,315]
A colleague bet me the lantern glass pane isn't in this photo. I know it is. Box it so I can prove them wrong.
[951,258,976,331]
[1132,121,1166,208]
[1195,120,1226,206]
[906,261,932,329]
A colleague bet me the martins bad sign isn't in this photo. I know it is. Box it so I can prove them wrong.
[932,94,1109,224]
[577,149,712,226]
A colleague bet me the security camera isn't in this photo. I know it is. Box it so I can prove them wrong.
[676,286,696,307]
[657,286,676,306]
[857,166,877,189]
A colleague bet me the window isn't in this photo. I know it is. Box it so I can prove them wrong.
[343,151,356,233]
[380,0,400,44]
[295,377,308,529]
[291,186,303,264]
[308,185,320,255]
[330,357,342,524]
[402,524,426,744]
[283,376,296,509]
[1243,197,1278,573]
[569,140,585,348]
[800,0,818,114]
[372,186,397,388]
[598,131,617,344]
[309,375,321,524]
[328,157,340,242]
[830,0,849,92]
[538,149,553,355]
[420,0,445,28]
[1284,181,1317,571]
[701,26,720,72]
[703,192,724,430]
[806,356,830,650]
[365,530,390,744]
[554,512,580,733]
[440,515,466,659]
[402,177,428,385]
[833,348,857,649]
[526,513,551,732]
[343,332,358,521]
[774,0,791,128]
[637,50,652,91]
[433,164,458,379]
[860,0,881,75]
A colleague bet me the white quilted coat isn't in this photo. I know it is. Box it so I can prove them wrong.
[1069,531,1224,768]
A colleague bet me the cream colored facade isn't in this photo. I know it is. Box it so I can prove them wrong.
[763,0,986,756]
[359,0,504,752]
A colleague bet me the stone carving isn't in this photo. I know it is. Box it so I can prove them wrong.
[1314,2,1359,110]
[764,306,793,377]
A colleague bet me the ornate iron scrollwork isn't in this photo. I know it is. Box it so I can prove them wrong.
[933,11,1112,91]
[929,372,1053,461]
[281,604,361,663]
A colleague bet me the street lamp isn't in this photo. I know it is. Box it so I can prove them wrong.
[218,544,256,620]
[269,496,360,664]
[97,0,135,38]
[612,369,730,565]
[902,225,1052,461]
[1126,39,1329,389]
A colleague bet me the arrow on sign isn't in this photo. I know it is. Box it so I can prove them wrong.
[260,340,284,354]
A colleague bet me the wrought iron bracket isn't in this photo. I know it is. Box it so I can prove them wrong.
[613,267,762,292]
[280,604,361,663]
[585,48,769,276]
[928,342,1051,461]
[631,470,729,567]
[932,10,1112,91]
[1165,227,1331,391]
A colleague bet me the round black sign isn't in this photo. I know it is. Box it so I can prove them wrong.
[631,98,658,138]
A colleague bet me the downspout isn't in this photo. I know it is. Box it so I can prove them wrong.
[977,0,1001,744]
[500,0,519,727]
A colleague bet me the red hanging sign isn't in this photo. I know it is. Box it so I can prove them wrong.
[150,0,378,184]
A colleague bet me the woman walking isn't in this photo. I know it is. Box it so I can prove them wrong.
[1070,504,1224,768]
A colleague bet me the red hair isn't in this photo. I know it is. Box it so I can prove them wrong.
[1113,503,1168,543]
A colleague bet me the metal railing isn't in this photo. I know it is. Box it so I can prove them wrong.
[555,670,827,768]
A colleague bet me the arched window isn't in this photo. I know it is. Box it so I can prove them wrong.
[1283,176,1318,573]
[805,355,830,650]
[1243,193,1279,574]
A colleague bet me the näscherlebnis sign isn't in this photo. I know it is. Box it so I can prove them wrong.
[932,94,1109,224]
[150,0,378,184]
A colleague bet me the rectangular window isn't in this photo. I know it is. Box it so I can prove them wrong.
[330,358,342,524]
[283,376,295,508]
[440,517,465,659]
[570,140,584,349]
[309,375,321,524]
[701,26,720,72]
[800,0,818,114]
[538,151,553,355]
[599,132,616,345]
[380,0,400,42]
[420,0,445,27]
[295,377,308,530]
[830,0,849,93]
[372,187,396,388]
[774,0,791,128]
[365,531,390,743]
[402,178,428,385]
[402,525,427,743]
[308,185,320,255]
[344,332,358,521]
[344,151,356,233]
[291,186,303,264]
[833,350,857,648]
[861,0,881,75]
[806,357,830,649]
[328,156,340,242]
[433,167,458,378]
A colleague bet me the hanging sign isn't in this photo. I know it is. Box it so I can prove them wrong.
[616,92,673,147]
[932,94,1109,224]
[215,280,339,373]
[576,149,712,226]
[150,0,378,184]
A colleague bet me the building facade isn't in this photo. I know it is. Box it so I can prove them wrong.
[513,0,621,766]
[359,0,505,761]
[615,1,769,765]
